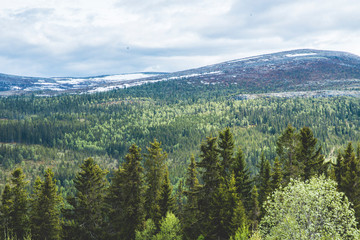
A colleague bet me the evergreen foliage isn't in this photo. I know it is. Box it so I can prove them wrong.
[183,155,201,240]
[144,139,168,227]
[63,158,108,240]
[106,144,145,240]
[159,168,175,220]
[232,147,252,214]
[9,168,30,240]
[276,124,299,182]
[30,169,62,240]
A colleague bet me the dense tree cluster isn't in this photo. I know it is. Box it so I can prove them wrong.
[0,127,359,239]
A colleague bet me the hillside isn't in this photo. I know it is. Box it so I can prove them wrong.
[1,49,360,96]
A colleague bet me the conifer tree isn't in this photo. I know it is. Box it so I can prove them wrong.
[249,186,260,231]
[183,155,201,240]
[218,127,235,179]
[334,152,343,187]
[159,168,175,220]
[0,184,12,238]
[107,144,145,240]
[10,168,29,240]
[30,169,62,240]
[144,139,168,227]
[232,147,252,214]
[271,157,283,191]
[258,159,271,218]
[276,124,299,182]
[197,136,222,237]
[339,142,360,221]
[63,158,108,240]
[175,179,185,219]
[297,126,324,180]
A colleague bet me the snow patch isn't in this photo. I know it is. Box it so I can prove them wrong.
[285,53,317,58]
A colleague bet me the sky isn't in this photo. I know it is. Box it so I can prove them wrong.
[1,0,360,77]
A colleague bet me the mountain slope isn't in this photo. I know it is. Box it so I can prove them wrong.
[1,49,360,96]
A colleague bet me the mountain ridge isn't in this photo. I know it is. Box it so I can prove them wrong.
[1,49,360,96]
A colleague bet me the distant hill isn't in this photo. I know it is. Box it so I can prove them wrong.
[1,49,360,96]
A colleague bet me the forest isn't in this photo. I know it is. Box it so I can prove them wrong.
[0,127,360,240]
[0,81,359,239]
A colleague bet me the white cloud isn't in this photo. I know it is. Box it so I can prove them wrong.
[0,0,360,77]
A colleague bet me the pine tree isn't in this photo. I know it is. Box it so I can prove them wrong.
[107,144,145,240]
[249,186,260,231]
[0,184,13,238]
[227,174,248,239]
[144,139,168,227]
[339,142,360,222]
[30,169,62,240]
[232,147,252,214]
[334,152,343,187]
[183,155,201,240]
[258,159,271,218]
[297,126,324,180]
[197,136,222,238]
[276,124,299,182]
[159,168,175,220]
[218,127,235,179]
[63,158,108,240]
[10,168,29,240]
[175,179,185,219]
[271,157,283,191]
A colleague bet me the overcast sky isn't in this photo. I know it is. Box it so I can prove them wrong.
[1,0,360,77]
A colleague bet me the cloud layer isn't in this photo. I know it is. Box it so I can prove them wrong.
[1,0,360,77]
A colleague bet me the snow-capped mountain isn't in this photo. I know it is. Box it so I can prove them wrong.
[1,49,360,96]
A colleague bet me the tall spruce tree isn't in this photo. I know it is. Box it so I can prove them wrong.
[0,184,13,238]
[197,136,222,237]
[339,142,360,222]
[183,155,201,240]
[276,124,299,182]
[159,167,175,220]
[232,147,252,214]
[107,144,145,240]
[10,168,29,240]
[144,139,168,227]
[271,157,283,191]
[30,169,62,240]
[297,126,324,180]
[258,159,272,218]
[218,127,235,179]
[249,186,260,231]
[63,158,108,240]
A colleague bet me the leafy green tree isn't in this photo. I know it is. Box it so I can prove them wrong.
[0,184,13,238]
[183,155,201,240]
[135,212,182,240]
[218,127,235,179]
[260,176,360,239]
[107,144,145,240]
[135,219,156,240]
[30,169,62,240]
[63,158,108,240]
[154,212,183,240]
[276,124,299,182]
[297,126,324,180]
[159,168,175,219]
[10,168,30,240]
[144,139,168,227]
